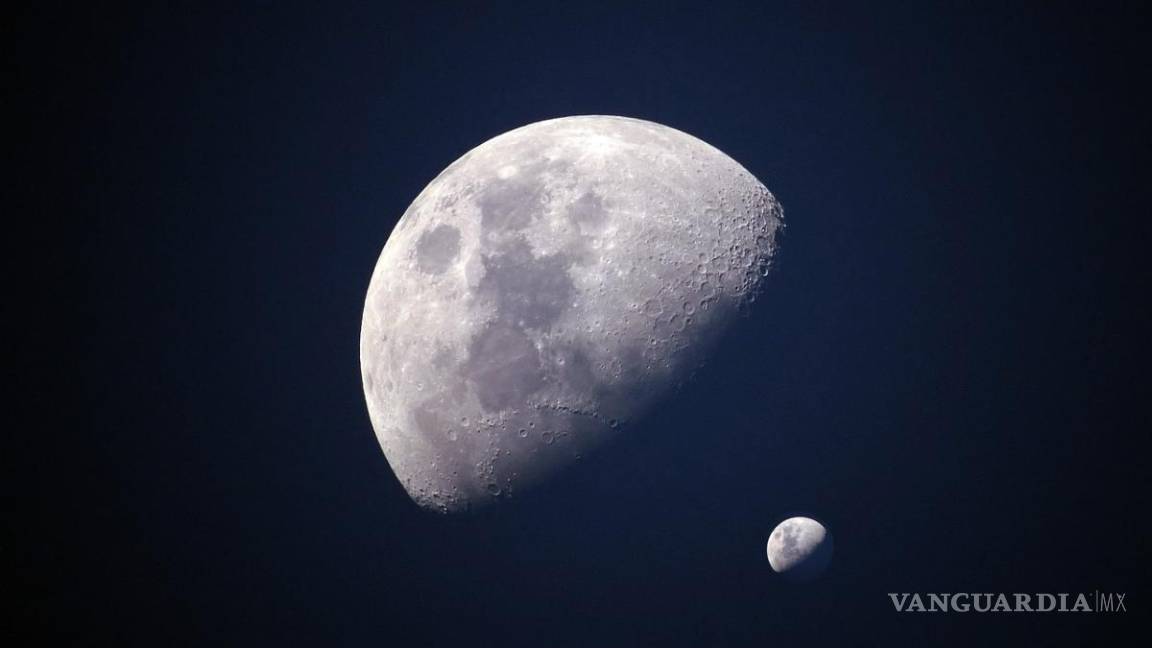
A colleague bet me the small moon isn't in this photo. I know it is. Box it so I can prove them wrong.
[360,115,784,512]
[767,517,833,582]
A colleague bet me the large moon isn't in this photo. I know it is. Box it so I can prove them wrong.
[361,116,783,512]
[767,517,833,581]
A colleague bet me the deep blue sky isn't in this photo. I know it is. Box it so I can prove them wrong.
[12,2,1150,645]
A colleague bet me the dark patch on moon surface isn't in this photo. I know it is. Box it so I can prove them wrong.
[779,527,799,553]
[415,224,461,274]
[411,402,449,439]
[463,323,545,412]
[476,157,576,232]
[554,345,596,396]
[479,238,574,330]
[567,191,607,234]
[477,175,546,231]
[431,348,455,370]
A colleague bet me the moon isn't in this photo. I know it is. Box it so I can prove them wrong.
[360,115,783,512]
[767,517,833,581]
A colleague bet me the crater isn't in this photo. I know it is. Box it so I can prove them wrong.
[415,224,461,274]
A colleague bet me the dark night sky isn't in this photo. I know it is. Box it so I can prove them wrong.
[10,2,1151,645]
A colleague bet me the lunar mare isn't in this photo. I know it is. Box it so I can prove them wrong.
[361,116,783,512]
[767,517,833,581]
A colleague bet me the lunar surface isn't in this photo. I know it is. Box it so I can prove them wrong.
[361,116,783,512]
[767,517,833,581]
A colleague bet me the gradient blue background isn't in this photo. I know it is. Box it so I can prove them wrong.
[11,2,1149,644]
